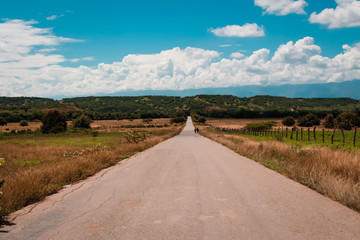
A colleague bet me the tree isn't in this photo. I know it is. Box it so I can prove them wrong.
[191,113,206,124]
[72,115,92,129]
[19,120,28,126]
[324,114,335,129]
[336,112,360,130]
[297,113,320,127]
[0,117,7,126]
[282,116,295,126]
[41,110,67,134]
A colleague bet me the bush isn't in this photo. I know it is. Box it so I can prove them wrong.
[282,116,295,126]
[191,113,206,123]
[244,121,276,131]
[324,114,335,129]
[0,117,7,126]
[171,115,187,123]
[91,130,99,137]
[72,115,92,129]
[124,131,149,144]
[297,113,320,127]
[41,110,67,134]
[19,120,29,127]
[142,118,153,124]
[336,112,360,130]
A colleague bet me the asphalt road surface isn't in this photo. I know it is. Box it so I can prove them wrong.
[2,118,360,240]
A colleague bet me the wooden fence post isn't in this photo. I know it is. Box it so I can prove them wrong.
[286,128,288,138]
[322,129,325,143]
[290,128,293,140]
[341,129,345,146]
[331,128,336,145]
[313,127,316,142]
[354,127,357,147]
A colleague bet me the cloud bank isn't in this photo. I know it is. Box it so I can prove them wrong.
[309,0,360,28]
[255,0,308,16]
[1,19,360,97]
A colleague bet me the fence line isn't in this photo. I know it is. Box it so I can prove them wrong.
[209,125,358,147]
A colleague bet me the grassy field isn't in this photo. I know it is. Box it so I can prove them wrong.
[197,119,360,212]
[0,119,183,218]
[206,118,360,151]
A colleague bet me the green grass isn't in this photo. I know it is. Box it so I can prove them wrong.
[213,128,360,151]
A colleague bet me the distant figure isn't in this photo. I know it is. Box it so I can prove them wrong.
[196,127,199,133]
[194,128,197,134]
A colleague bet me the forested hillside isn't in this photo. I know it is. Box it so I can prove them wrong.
[0,95,359,122]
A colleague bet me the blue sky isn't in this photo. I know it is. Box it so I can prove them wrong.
[0,0,360,97]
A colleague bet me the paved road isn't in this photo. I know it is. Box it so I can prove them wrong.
[2,118,360,240]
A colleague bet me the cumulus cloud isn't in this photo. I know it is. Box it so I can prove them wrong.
[210,24,265,37]
[255,0,308,16]
[1,20,360,97]
[0,19,81,66]
[309,0,360,28]
[230,52,245,59]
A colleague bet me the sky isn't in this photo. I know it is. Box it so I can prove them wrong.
[0,0,360,98]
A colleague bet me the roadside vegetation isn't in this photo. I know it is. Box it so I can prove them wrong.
[0,118,184,218]
[199,119,360,212]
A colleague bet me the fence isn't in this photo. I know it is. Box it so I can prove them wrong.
[210,125,358,147]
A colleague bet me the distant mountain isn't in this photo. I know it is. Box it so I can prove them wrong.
[76,80,360,100]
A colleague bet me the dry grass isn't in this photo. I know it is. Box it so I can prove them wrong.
[0,118,173,133]
[0,122,183,217]
[199,125,360,212]
[206,118,331,130]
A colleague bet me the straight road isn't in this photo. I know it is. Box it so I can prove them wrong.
[2,118,360,239]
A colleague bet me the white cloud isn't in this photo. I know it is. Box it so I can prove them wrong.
[230,52,245,59]
[220,44,231,47]
[70,57,94,62]
[255,0,308,16]
[210,24,265,37]
[1,19,360,97]
[0,19,81,66]
[309,0,360,28]
[46,15,64,21]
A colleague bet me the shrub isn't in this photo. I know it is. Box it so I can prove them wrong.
[143,118,153,124]
[336,112,360,130]
[73,115,92,129]
[41,110,67,134]
[91,130,99,137]
[191,113,206,123]
[324,114,335,129]
[244,121,276,131]
[282,116,295,126]
[124,131,149,144]
[297,113,320,127]
[0,117,7,126]
[19,120,29,127]
[171,115,187,123]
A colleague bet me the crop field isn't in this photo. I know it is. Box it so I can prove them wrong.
[0,119,183,217]
[197,118,360,212]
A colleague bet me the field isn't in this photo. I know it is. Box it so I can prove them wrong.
[198,118,360,212]
[206,118,360,150]
[0,119,183,217]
